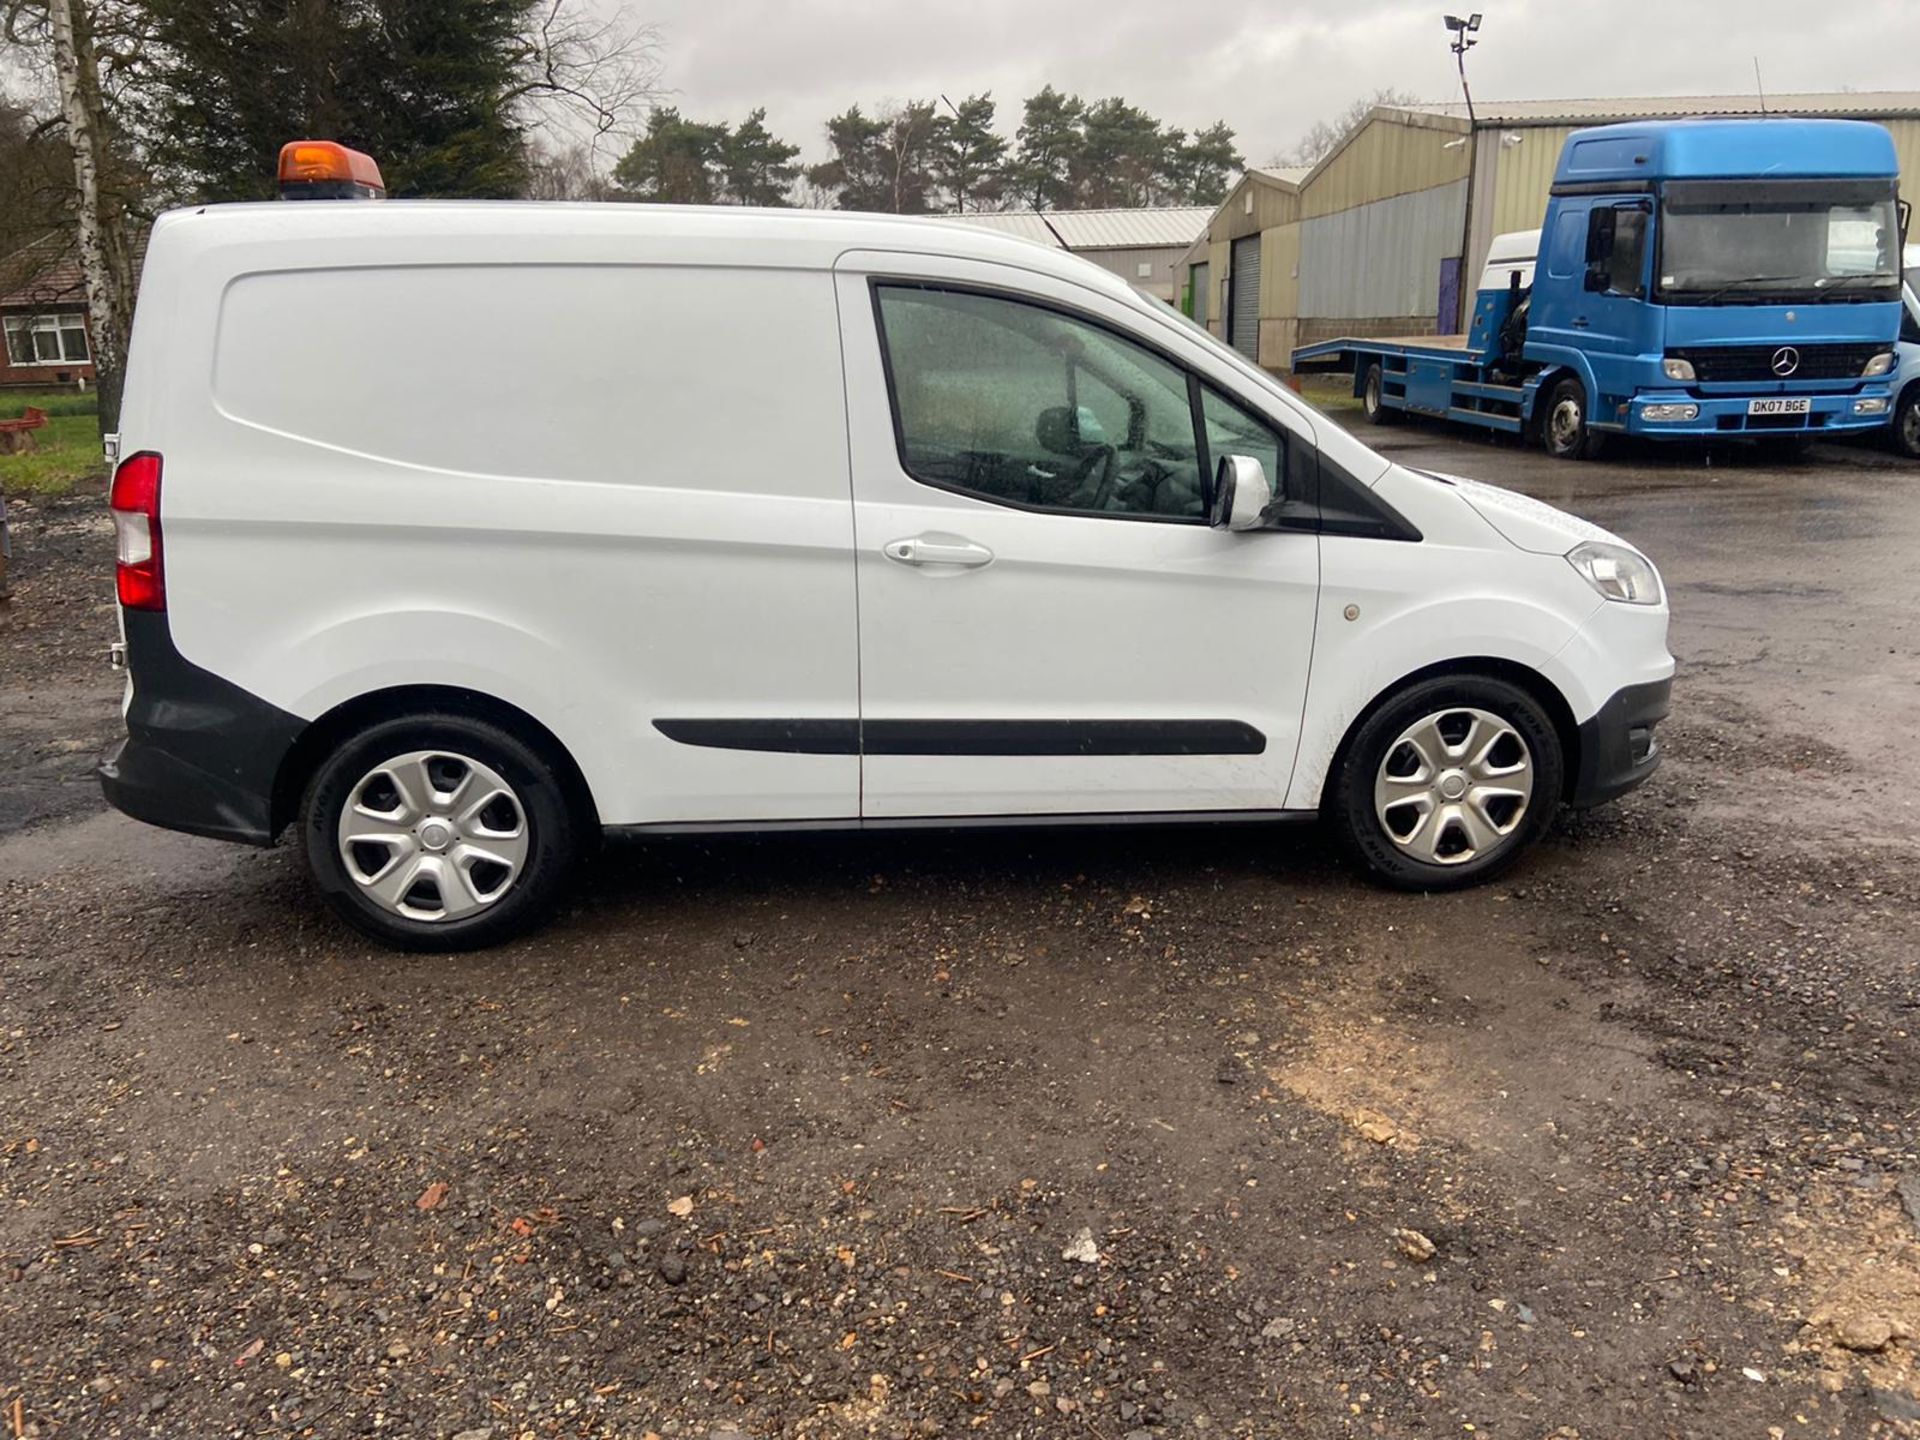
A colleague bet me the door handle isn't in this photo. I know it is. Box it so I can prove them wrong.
[883,535,994,568]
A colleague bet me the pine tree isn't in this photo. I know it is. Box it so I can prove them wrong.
[1165,121,1242,205]
[1012,86,1083,211]
[1076,97,1164,207]
[721,108,800,206]
[613,107,728,203]
[931,93,1006,213]
[807,105,888,211]
[139,0,540,201]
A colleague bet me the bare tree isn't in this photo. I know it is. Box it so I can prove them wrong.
[0,84,69,269]
[523,139,615,201]
[5,0,143,435]
[505,1,665,152]
[1274,87,1421,168]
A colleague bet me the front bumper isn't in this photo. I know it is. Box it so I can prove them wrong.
[1619,388,1892,439]
[1570,676,1671,809]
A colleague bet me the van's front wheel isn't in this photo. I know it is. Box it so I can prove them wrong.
[301,713,580,950]
[1332,674,1564,890]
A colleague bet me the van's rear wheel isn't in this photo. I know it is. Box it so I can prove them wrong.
[1362,362,1394,425]
[1541,377,1606,460]
[1332,674,1564,890]
[302,713,579,951]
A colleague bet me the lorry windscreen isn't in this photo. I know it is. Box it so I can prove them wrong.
[1657,178,1899,305]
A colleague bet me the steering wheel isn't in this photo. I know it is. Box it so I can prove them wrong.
[1072,444,1119,511]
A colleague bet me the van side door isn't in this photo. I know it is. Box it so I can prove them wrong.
[832,252,1321,819]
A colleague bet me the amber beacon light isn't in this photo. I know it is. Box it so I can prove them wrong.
[276,141,387,200]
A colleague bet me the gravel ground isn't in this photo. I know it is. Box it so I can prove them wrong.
[2,429,1918,1439]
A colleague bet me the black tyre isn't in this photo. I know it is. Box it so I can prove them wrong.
[1361,363,1394,425]
[301,712,581,951]
[1895,384,1920,460]
[1331,674,1565,891]
[1540,376,1606,461]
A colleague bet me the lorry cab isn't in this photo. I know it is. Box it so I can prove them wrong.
[1890,242,1920,457]
[1525,118,1902,456]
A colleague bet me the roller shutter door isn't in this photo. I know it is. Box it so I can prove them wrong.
[1230,235,1261,361]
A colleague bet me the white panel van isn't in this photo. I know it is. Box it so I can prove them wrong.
[100,165,1673,949]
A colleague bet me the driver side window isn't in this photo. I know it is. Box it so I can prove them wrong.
[875,284,1207,520]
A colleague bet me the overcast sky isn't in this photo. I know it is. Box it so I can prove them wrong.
[602,0,1920,167]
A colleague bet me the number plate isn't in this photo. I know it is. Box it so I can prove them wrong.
[1748,397,1811,416]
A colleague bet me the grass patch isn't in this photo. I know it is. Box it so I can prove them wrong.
[1295,372,1364,417]
[0,389,107,497]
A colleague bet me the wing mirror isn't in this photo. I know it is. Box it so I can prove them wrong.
[1210,454,1273,532]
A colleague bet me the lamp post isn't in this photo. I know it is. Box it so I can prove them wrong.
[1444,13,1482,126]
[1443,13,1483,335]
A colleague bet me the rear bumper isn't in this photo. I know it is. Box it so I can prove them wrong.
[1570,676,1671,809]
[97,609,305,847]
[99,733,279,846]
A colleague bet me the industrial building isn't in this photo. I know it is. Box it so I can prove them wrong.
[942,206,1212,303]
[1179,92,1920,370]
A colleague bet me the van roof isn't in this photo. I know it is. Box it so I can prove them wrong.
[146,200,1151,304]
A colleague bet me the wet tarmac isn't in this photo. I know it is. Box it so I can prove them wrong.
[2,427,1918,1437]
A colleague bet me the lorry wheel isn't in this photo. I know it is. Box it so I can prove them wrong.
[301,712,581,951]
[1896,386,1920,459]
[1331,673,1564,891]
[1362,363,1395,425]
[1541,377,1606,461]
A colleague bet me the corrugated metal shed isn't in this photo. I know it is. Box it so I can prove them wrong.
[1298,181,1467,321]
[941,207,1212,251]
[935,210,1060,247]
[1399,92,1920,124]
[1301,111,1470,220]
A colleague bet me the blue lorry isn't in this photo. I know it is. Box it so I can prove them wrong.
[1292,118,1905,459]
[1887,242,1920,457]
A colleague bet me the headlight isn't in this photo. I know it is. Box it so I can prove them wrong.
[1854,396,1890,415]
[1862,351,1895,377]
[1567,540,1662,605]
[1662,357,1696,381]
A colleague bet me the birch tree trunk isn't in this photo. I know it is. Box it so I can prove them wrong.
[47,0,133,437]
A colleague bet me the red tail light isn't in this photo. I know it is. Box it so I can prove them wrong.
[110,452,165,611]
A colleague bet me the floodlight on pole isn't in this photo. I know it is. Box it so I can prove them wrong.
[1444,12,1482,127]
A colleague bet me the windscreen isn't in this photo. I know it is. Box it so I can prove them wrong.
[1657,178,1900,304]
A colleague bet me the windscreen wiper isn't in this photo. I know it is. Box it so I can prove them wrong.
[1689,274,1810,306]
[1814,271,1898,297]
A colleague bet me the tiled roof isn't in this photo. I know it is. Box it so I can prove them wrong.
[0,229,150,310]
